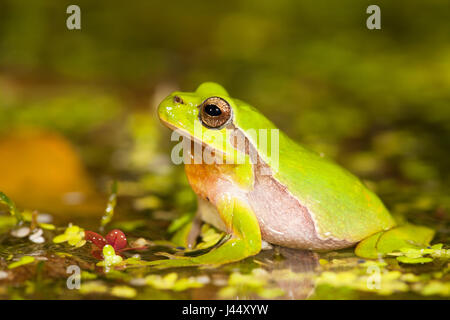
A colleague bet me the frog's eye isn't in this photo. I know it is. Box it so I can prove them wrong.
[199,97,232,129]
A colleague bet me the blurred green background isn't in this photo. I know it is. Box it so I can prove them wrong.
[0,0,449,224]
[0,0,449,300]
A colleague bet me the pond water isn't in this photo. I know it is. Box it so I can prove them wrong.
[0,80,448,300]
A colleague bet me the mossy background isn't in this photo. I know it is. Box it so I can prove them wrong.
[0,0,449,299]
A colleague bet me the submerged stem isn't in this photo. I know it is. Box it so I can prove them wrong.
[100,181,118,231]
[0,191,23,224]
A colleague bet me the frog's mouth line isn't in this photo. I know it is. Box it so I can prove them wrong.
[159,117,263,167]
[159,117,228,159]
[160,117,280,173]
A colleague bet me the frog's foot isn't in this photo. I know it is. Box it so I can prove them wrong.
[355,224,435,259]
[147,253,204,269]
[149,194,262,269]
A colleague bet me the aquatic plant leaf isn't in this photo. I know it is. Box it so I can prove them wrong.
[387,244,450,263]
[8,256,35,269]
[420,281,450,296]
[38,223,55,230]
[144,272,203,291]
[53,224,86,247]
[97,245,123,267]
[111,285,137,298]
[84,231,108,249]
[106,229,127,251]
[79,281,108,295]
[397,256,433,264]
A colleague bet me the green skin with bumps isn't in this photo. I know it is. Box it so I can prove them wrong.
[153,82,434,268]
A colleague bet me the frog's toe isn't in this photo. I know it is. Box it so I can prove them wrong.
[155,252,182,259]
[147,256,201,269]
[148,251,227,269]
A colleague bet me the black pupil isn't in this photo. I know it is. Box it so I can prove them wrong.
[204,104,222,117]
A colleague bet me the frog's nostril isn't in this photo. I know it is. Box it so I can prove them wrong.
[173,95,184,104]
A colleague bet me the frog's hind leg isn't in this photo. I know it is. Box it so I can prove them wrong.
[148,194,262,268]
[355,224,435,259]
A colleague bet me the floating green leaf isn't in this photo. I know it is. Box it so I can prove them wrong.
[97,244,123,268]
[53,224,86,247]
[144,273,204,291]
[111,285,137,298]
[8,256,35,269]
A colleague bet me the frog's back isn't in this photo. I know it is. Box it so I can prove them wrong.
[275,134,395,242]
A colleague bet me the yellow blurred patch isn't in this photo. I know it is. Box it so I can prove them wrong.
[0,128,104,216]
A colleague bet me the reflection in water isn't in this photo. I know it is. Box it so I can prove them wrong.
[250,247,319,300]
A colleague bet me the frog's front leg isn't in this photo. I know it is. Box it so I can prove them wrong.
[186,215,203,249]
[149,194,261,268]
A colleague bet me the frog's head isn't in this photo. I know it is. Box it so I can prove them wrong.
[158,82,235,155]
[158,82,277,160]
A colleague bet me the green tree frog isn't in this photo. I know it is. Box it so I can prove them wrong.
[153,82,434,268]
